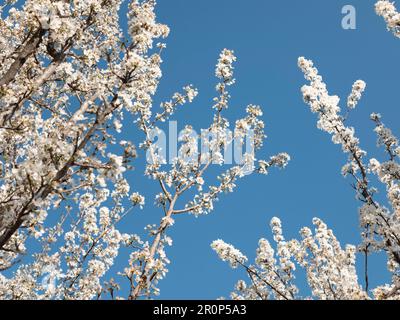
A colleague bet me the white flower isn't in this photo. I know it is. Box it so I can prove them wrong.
[270,153,291,168]
[215,49,236,85]
[347,80,366,109]
[376,0,400,37]
[211,240,247,268]
[130,192,145,209]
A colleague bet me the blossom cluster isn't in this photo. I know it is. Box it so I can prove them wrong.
[213,218,366,300]
[375,0,400,37]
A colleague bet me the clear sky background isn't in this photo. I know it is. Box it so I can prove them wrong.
[115,0,400,299]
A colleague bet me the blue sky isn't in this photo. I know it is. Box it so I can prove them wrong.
[119,0,400,299]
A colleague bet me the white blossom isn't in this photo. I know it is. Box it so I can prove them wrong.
[211,240,248,268]
[347,80,366,109]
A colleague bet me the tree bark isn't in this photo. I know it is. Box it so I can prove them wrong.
[0,28,46,88]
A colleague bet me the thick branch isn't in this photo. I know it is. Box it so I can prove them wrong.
[0,28,46,88]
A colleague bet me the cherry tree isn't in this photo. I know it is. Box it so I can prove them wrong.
[1,0,399,301]
[0,0,289,299]
[212,0,400,300]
